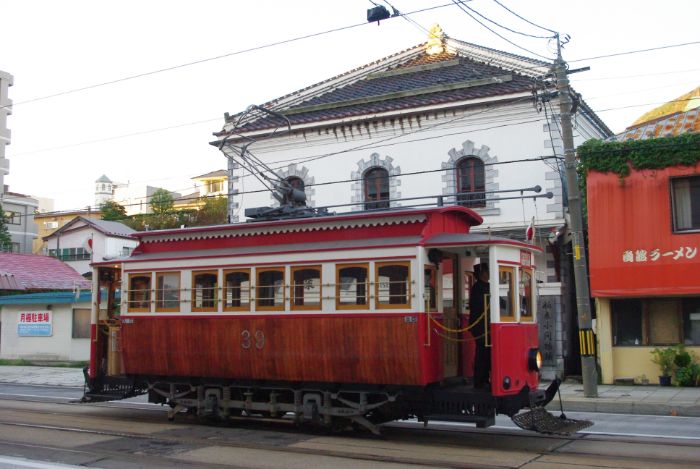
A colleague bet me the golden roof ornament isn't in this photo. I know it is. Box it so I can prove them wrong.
[426,24,445,56]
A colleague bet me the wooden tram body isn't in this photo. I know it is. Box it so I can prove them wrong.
[85,206,553,431]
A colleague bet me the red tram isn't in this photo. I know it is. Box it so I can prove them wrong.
[84,205,559,433]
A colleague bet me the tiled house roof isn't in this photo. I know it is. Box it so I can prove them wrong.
[193,169,228,179]
[213,36,610,138]
[0,253,91,290]
[614,108,700,141]
[216,40,550,131]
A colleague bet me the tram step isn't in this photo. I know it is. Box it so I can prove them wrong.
[511,407,593,434]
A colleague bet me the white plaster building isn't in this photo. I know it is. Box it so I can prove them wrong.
[94,174,115,207]
[94,175,181,216]
[0,291,92,362]
[213,27,612,377]
[43,217,138,276]
[0,70,12,192]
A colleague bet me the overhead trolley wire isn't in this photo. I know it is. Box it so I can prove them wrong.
[59,153,563,213]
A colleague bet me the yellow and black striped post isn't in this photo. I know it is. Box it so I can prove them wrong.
[579,329,596,356]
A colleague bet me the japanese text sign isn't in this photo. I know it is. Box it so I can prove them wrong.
[17,311,53,337]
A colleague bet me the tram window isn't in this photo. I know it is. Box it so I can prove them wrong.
[498,266,516,321]
[257,268,285,310]
[376,261,410,309]
[192,270,218,312]
[424,266,437,311]
[156,272,180,312]
[223,269,250,311]
[291,266,322,310]
[520,268,534,322]
[336,263,369,310]
[128,273,151,312]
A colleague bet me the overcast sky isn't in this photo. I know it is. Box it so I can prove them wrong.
[2,0,698,211]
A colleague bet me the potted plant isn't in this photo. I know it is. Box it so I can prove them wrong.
[650,347,675,386]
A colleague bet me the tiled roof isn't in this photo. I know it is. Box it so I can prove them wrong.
[217,39,553,135]
[193,169,227,179]
[0,253,91,290]
[174,191,200,202]
[614,108,700,141]
[96,174,112,183]
[631,86,700,127]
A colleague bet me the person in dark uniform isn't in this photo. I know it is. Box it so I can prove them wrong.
[469,263,491,389]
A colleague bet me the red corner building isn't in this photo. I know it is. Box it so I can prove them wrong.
[585,98,700,384]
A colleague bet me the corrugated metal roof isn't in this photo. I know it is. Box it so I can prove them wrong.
[0,272,24,290]
[43,216,135,240]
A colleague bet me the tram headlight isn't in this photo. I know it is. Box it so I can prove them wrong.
[528,348,542,372]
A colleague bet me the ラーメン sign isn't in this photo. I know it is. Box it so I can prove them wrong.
[17,311,53,337]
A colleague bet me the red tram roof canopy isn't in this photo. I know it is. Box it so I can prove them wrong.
[131,206,482,241]
[94,207,485,265]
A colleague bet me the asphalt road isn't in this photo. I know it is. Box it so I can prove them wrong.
[1,382,699,441]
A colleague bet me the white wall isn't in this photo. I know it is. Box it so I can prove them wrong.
[224,100,601,230]
[46,225,138,275]
[0,303,90,361]
[104,236,138,260]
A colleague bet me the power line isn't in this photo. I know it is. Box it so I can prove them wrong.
[572,67,700,82]
[491,0,557,35]
[450,0,555,60]
[569,40,700,63]
[9,92,541,162]
[593,97,700,113]
[63,153,563,212]
[584,81,700,101]
[9,117,221,157]
[2,3,454,111]
[459,0,554,39]
[12,89,691,160]
[379,0,431,36]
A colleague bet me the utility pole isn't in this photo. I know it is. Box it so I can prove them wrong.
[554,34,598,398]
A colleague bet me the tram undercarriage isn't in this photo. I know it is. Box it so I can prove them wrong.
[84,374,577,435]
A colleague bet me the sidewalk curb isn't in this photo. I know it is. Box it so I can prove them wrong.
[548,399,700,417]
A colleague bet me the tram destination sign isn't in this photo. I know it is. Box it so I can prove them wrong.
[17,311,53,337]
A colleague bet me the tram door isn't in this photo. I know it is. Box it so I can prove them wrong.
[441,255,460,378]
[97,267,123,376]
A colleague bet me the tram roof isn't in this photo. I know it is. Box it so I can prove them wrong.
[129,206,483,241]
[100,236,424,265]
[424,233,542,252]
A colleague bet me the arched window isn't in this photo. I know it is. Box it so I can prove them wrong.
[363,167,390,210]
[456,157,485,208]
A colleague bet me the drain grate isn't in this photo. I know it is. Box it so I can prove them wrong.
[511,407,593,435]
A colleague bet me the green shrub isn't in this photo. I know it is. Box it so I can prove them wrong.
[676,363,700,387]
[651,347,676,376]
[675,351,692,368]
